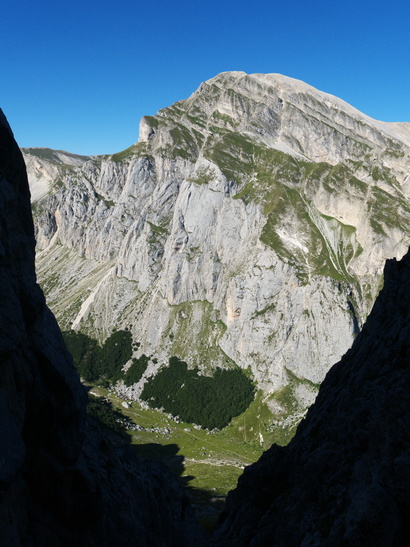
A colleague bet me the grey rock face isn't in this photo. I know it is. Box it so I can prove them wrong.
[0,110,202,546]
[28,72,410,408]
[210,249,410,546]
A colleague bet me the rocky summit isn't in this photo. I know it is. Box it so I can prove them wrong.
[27,71,410,425]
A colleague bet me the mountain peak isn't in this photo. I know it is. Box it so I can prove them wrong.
[141,70,410,166]
[27,71,410,444]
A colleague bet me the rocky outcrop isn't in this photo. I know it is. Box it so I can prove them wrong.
[211,249,410,546]
[0,110,202,545]
[27,72,410,417]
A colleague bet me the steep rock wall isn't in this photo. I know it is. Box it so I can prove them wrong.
[28,72,410,403]
[211,249,410,546]
[0,110,202,546]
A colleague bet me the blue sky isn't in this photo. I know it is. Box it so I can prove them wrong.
[2,0,410,155]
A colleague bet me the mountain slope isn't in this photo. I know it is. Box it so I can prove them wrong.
[27,72,410,427]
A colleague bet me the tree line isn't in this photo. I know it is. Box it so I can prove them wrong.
[63,329,134,383]
[141,356,255,429]
[63,331,255,429]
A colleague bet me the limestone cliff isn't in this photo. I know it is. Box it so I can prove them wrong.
[211,249,410,546]
[27,72,410,417]
[0,110,202,546]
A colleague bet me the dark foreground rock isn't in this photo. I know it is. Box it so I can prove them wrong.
[212,251,410,546]
[0,110,202,546]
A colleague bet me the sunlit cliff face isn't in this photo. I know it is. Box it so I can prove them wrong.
[27,73,410,421]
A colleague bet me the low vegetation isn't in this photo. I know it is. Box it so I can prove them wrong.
[87,393,133,434]
[123,354,150,386]
[63,326,313,530]
[87,385,266,532]
[141,356,255,430]
[64,330,255,430]
[63,325,309,531]
[63,329,132,383]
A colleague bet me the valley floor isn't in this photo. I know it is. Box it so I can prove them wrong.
[89,386,270,531]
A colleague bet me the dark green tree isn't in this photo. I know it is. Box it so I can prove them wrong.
[141,357,255,429]
[63,329,133,384]
[63,330,101,381]
[123,354,150,386]
[100,330,133,381]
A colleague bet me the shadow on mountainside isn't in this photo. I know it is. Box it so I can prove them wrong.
[87,400,225,535]
[132,441,230,534]
[132,442,187,477]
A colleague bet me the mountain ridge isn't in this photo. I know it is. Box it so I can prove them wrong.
[26,71,410,433]
[155,71,410,163]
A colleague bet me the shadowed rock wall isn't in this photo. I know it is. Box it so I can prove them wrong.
[212,250,410,546]
[0,110,202,546]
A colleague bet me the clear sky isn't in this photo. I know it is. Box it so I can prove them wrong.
[2,0,410,156]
